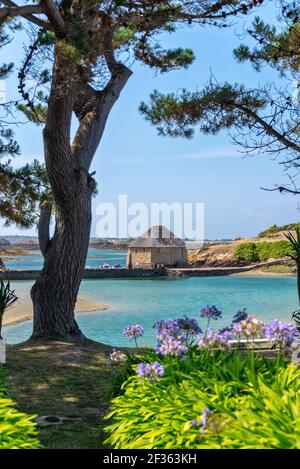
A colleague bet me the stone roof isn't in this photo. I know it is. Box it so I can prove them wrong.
[129,226,185,248]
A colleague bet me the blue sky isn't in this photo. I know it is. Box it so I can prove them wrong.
[0,1,299,239]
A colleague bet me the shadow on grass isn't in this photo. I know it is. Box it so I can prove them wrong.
[5,341,114,449]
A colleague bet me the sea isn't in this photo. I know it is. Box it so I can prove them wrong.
[2,249,298,346]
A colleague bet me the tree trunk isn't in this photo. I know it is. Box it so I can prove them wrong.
[0,312,3,340]
[30,50,92,343]
[29,47,131,343]
[31,191,92,342]
[38,201,53,258]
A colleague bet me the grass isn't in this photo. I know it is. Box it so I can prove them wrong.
[258,223,300,238]
[260,264,296,274]
[4,341,114,449]
[1,340,288,449]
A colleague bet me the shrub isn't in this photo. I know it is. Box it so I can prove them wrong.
[0,369,40,449]
[258,224,280,238]
[105,309,300,449]
[105,350,300,449]
[233,242,258,262]
[258,223,300,238]
[233,241,292,262]
[261,265,295,274]
[256,240,292,260]
[0,280,18,339]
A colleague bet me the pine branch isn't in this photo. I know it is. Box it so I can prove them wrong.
[0,4,43,22]
[1,0,53,30]
[40,0,65,37]
[233,103,300,154]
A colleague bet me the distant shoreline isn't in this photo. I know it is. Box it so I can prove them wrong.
[0,243,129,255]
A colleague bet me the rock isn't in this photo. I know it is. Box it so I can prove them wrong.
[167,270,188,278]
[35,415,82,427]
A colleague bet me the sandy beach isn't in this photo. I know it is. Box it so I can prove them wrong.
[3,295,108,327]
[231,269,295,277]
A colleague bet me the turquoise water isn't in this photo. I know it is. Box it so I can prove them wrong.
[3,275,298,346]
[3,248,127,270]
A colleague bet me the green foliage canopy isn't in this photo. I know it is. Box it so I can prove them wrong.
[0,20,51,228]
[140,0,300,194]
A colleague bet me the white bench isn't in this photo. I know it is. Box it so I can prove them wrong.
[0,339,5,364]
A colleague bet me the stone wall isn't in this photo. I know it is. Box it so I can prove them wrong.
[129,247,187,268]
[151,247,187,267]
[0,259,288,281]
[130,248,152,268]
[0,267,166,281]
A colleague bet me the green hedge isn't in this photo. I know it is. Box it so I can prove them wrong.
[232,242,258,262]
[233,241,292,262]
[105,350,300,449]
[0,368,40,449]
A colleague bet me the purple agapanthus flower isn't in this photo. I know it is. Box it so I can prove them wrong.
[219,329,233,342]
[200,408,212,434]
[136,361,165,382]
[198,328,231,350]
[200,305,222,321]
[232,315,264,338]
[219,326,232,334]
[232,308,249,324]
[123,324,144,340]
[108,349,127,364]
[176,316,202,335]
[191,419,200,426]
[264,320,298,349]
[154,319,180,337]
[156,334,188,357]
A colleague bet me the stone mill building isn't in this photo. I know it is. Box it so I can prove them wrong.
[126,225,187,269]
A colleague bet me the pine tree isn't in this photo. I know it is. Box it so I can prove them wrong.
[0,19,50,269]
[140,0,300,194]
[0,0,263,342]
[0,159,50,227]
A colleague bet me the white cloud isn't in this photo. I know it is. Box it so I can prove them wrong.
[109,145,242,166]
[182,146,242,160]
[256,211,272,221]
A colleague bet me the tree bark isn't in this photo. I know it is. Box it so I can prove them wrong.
[30,47,131,343]
[38,201,52,258]
[0,312,3,339]
[31,191,92,342]
[30,51,91,342]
